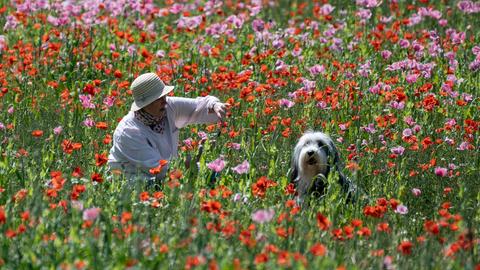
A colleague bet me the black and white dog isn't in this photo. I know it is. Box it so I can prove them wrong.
[290,131,356,202]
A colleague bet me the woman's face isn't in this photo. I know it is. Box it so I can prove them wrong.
[144,96,167,117]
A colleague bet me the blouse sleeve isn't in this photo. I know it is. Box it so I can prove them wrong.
[168,96,220,129]
[114,127,162,173]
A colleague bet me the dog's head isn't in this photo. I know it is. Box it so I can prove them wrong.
[292,131,335,179]
[290,131,356,201]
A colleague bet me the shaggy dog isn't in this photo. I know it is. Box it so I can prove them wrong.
[290,131,356,202]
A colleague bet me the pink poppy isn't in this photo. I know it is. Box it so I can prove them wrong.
[232,160,250,174]
[252,209,275,224]
[83,207,101,221]
[207,157,226,173]
[434,167,448,177]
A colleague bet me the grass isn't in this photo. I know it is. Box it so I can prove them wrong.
[0,0,479,269]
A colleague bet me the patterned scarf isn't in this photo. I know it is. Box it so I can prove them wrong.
[134,109,166,134]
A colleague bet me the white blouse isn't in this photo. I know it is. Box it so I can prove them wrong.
[108,96,220,182]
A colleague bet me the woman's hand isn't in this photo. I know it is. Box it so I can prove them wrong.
[210,102,228,119]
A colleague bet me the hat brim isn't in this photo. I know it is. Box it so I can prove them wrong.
[130,85,174,111]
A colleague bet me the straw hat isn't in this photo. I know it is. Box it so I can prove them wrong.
[130,73,174,111]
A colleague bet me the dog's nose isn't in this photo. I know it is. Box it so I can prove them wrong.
[307,150,314,156]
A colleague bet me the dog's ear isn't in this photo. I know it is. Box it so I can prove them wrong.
[327,139,357,203]
[326,139,340,165]
[290,141,302,183]
[289,162,298,183]
[337,171,349,192]
[338,172,357,203]
[329,141,345,179]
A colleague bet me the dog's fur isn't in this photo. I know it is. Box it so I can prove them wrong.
[290,131,356,202]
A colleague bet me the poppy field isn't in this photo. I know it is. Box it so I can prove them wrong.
[0,0,479,269]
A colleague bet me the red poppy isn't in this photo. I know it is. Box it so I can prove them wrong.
[370,249,384,257]
[114,69,123,78]
[91,173,104,183]
[397,241,413,255]
[0,207,6,224]
[169,169,183,180]
[422,94,439,111]
[159,244,169,253]
[424,220,440,235]
[389,198,400,210]
[153,191,164,199]
[5,229,16,238]
[417,235,427,244]
[276,227,288,238]
[71,184,86,200]
[316,213,331,231]
[150,200,160,208]
[251,176,277,198]
[45,188,58,198]
[285,200,296,208]
[310,243,327,256]
[201,200,222,214]
[377,197,388,206]
[62,140,82,154]
[343,225,354,239]
[149,160,168,175]
[95,122,108,130]
[239,229,256,248]
[17,224,26,234]
[281,118,291,127]
[281,128,291,138]
[221,221,236,238]
[221,186,233,198]
[264,244,279,254]
[363,205,387,218]
[421,137,433,150]
[83,84,96,96]
[276,250,291,266]
[254,253,268,264]
[139,192,149,201]
[51,173,65,190]
[357,227,372,237]
[103,134,112,145]
[125,259,138,268]
[16,149,29,157]
[20,211,29,221]
[12,189,28,203]
[377,222,391,233]
[351,219,362,227]
[331,228,344,241]
[441,202,451,210]
[31,130,43,137]
[284,183,296,195]
[121,212,132,224]
[72,167,84,178]
[95,153,108,167]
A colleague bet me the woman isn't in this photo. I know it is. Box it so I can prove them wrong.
[108,72,227,185]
